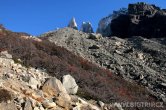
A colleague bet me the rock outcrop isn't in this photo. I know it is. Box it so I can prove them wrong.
[68,17,78,30]
[80,22,93,33]
[97,15,112,37]
[110,2,166,38]
[97,8,127,37]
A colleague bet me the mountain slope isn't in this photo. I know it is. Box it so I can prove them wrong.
[0,51,106,110]
[0,26,164,109]
[41,27,166,104]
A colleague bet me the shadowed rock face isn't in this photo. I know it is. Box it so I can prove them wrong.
[97,2,166,38]
[110,2,166,38]
[97,8,128,37]
[110,14,130,38]
[97,16,112,36]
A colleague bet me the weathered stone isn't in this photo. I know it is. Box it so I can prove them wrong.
[2,73,10,80]
[73,106,80,110]
[42,77,69,97]
[139,74,144,80]
[88,33,102,40]
[159,94,166,102]
[115,41,122,47]
[34,107,40,110]
[39,106,45,110]
[24,99,33,110]
[136,53,144,60]
[77,98,88,105]
[29,98,36,108]
[115,50,123,55]
[73,98,100,110]
[70,95,79,103]
[30,92,43,102]
[28,77,40,90]
[98,101,105,108]
[62,74,78,95]
[21,74,30,83]
[55,93,71,109]
[15,96,25,105]
[160,83,166,89]
[42,99,56,109]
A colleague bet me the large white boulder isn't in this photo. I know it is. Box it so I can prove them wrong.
[62,74,78,95]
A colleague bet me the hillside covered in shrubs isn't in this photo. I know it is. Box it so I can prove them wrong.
[0,25,164,110]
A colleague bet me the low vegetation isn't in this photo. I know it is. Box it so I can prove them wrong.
[0,27,159,108]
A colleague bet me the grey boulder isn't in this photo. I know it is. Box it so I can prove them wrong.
[62,74,78,95]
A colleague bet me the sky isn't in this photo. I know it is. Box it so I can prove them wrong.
[0,0,165,35]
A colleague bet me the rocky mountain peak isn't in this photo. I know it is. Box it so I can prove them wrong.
[67,17,78,30]
[80,22,94,33]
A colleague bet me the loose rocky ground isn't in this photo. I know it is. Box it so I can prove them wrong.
[41,28,166,104]
[0,51,113,110]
